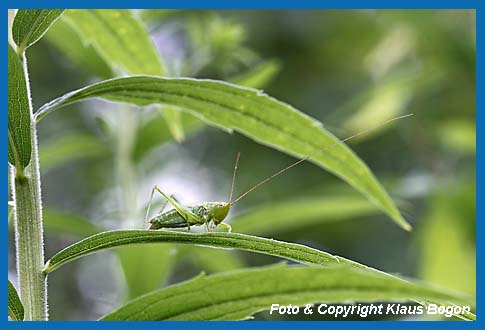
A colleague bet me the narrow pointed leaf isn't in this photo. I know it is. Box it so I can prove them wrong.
[36,76,410,230]
[179,245,244,273]
[12,9,64,52]
[100,263,473,321]
[161,106,185,143]
[134,112,202,161]
[43,209,100,237]
[8,44,31,170]
[39,133,107,172]
[8,208,101,238]
[44,18,113,78]
[44,230,349,274]
[232,195,379,235]
[63,9,164,76]
[8,280,24,321]
[118,245,174,300]
[61,9,188,142]
[230,59,281,88]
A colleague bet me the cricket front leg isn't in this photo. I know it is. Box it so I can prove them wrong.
[218,222,232,233]
[144,186,159,226]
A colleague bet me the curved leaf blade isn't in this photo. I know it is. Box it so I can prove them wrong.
[43,209,101,237]
[134,111,202,161]
[100,263,472,321]
[39,133,107,172]
[8,280,24,321]
[63,9,164,76]
[43,230,349,274]
[232,195,379,235]
[12,9,64,52]
[8,44,31,170]
[183,246,244,274]
[36,76,410,230]
[44,18,113,78]
[8,208,101,238]
[61,10,184,141]
[230,59,281,88]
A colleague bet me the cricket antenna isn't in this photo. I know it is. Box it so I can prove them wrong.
[229,152,241,203]
[233,113,414,204]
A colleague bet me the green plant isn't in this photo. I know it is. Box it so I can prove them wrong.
[8,9,475,321]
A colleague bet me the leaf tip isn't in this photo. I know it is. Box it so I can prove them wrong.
[396,216,413,232]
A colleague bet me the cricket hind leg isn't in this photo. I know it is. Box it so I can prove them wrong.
[144,185,175,227]
[149,186,199,231]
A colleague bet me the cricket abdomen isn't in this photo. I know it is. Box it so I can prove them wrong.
[148,205,209,229]
[149,209,187,229]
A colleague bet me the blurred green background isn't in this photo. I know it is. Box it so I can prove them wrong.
[8,10,475,320]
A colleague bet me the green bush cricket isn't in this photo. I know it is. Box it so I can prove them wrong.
[145,114,413,232]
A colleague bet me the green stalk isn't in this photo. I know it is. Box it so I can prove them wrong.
[11,54,48,321]
[116,107,139,227]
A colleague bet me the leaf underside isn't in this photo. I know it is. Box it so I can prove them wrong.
[36,76,411,230]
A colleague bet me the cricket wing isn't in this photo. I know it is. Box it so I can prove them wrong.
[157,189,200,224]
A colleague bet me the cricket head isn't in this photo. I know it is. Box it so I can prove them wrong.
[211,202,232,225]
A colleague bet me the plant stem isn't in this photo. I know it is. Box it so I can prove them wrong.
[116,107,139,227]
[12,54,48,321]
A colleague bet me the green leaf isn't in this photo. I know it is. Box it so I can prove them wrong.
[8,207,100,238]
[39,133,107,172]
[160,106,185,143]
[43,209,100,238]
[8,10,17,48]
[8,44,31,171]
[100,263,473,321]
[44,230,359,274]
[8,280,24,321]
[181,246,244,273]
[230,59,281,89]
[134,112,202,161]
[44,18,113,78]
[436,119,476,154]
[419,188,476,295]
[63,9,164,76]
[12,9,64,53]
[344,77,413,140]
[118,245,174,300]
[232,195,379,235]
[139,9,180,23]
[36,76,410,230]
[61,10,188,141]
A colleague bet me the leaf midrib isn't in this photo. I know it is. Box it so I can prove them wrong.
[17,10,54,52]
[46,231,340,273]
[112,283,442,321]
